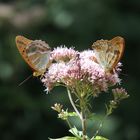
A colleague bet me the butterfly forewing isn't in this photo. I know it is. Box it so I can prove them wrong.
[92,36,125,73]
[110,37,125,69]
[16,35,51,76]
[16,36,34,70]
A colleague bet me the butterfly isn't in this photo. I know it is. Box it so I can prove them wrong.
[15,35,51,76]
[92,36,125,73]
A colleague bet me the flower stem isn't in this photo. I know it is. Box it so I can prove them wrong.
[79,94,87,140]
[67,88,82,120]
[81,110,87,140]
[67,88,87,139]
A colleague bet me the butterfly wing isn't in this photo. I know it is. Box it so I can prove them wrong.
[16,35,51,76]
[16,35,34,69]
[26,40,51,74]
[92,39,109,70]
[109,36,125,69]
[92,36,125,73]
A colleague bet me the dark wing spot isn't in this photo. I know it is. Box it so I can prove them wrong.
[114,50,119,55]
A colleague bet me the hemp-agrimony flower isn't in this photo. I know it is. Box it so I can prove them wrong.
[41,46,128,140]
[112,88,129,101]
[42,47,121,96]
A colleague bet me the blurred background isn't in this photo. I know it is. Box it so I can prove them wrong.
[0,0,140,140]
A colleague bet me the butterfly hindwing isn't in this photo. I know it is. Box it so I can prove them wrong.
[26,40,51,72]
[92,39,110,70]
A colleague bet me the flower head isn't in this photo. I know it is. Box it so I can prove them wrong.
[112,88,129,101]
[42,47,123,96]
[51,46,78,62]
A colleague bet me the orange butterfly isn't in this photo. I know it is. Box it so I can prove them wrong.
[15,35,51,76]
[92,36,125,73]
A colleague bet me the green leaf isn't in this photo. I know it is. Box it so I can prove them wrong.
[49,136,80,140]
[69,127,82,138]
[93,135,109,140]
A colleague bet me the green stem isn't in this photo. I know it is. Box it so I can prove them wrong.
[67,88,88,139]
[80,97,87,140]
[81,110,87,140]
[67,88,82,120]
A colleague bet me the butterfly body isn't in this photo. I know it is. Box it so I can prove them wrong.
[16,36,51,76]
[92,36,125,73]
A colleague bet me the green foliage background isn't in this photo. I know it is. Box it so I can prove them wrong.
[0,0,140,140]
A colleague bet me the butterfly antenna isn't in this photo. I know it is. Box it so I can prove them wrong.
[18,74,32,86]
[120,73,128,77]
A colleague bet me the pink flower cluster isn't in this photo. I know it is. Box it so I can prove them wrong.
[51,46,78,62]
[112,88,129,101]
[42,47,121,95]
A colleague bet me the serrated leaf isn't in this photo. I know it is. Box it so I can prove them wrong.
[93,135,109,140]
[49,136,80,140]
